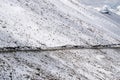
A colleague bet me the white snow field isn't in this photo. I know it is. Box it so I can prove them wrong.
[0,0,120,80]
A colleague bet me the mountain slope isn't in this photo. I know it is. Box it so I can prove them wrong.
[0,0,120,80]
[78,0,120,7]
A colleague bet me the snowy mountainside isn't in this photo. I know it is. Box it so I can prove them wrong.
[78,0,120,16]
[0,0,120,80]
[78,0,120,8]
[0,0,120,47]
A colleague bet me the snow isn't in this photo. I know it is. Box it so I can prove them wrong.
[0,0,120,80]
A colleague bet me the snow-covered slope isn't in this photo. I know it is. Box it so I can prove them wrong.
[0,0,120,80]
[78,0,120,7]
[78,0,120,16]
